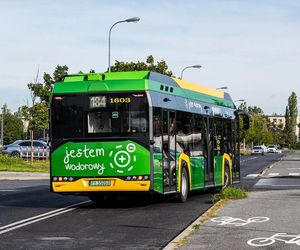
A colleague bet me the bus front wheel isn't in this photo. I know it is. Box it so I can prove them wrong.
[177,167,189,203]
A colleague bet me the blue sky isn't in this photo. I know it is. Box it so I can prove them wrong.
[0,0,300,114]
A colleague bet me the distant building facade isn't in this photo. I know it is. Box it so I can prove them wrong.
[267,115,300,142]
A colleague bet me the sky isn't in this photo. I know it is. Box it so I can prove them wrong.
[0,0,299,114]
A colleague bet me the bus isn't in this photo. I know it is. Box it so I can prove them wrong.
[50,71,249,202]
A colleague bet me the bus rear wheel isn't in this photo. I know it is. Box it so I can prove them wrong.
[177,167,189,203]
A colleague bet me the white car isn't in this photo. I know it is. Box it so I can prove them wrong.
[251,146,264,155]
[267,145,277,153]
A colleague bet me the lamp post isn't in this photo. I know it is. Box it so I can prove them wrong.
[0,106,4,147]
[216,86,228,90]
[108,17,140,72]
[180,65,201,79]
[234,99,245,103]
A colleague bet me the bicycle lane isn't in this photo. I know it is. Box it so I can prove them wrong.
[169,189,300,250]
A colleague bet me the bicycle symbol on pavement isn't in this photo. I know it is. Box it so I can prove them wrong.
[211,216,270,226]
[248,233,300,246]
[109,143,137,174]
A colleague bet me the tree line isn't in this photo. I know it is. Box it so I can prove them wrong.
[0,56,299,149]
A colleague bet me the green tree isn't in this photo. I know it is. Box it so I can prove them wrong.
[1,108,25,145]
[27,65,68,106]
[110,55,173,76]
[284,92,298,148]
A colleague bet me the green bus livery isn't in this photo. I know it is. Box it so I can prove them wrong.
[50,71,249,202]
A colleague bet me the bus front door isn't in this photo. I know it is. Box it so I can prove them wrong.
[204,117,214,186]
[162,110,177,193]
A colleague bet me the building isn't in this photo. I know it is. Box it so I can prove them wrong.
[267,115,300,142]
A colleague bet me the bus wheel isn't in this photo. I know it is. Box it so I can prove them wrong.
[177,167,189,203]
[223,166,231,190]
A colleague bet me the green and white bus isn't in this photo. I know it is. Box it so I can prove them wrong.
[50,71,249,202]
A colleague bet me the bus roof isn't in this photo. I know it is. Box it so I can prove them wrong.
[53,71,236,110]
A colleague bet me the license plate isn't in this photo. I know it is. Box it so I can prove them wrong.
[89,180,111,186]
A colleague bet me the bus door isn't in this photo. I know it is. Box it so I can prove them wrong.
[162,110,177,192]
[204,117,214,186]
[232,119,240,182]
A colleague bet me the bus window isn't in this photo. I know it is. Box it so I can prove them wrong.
[87,93,148,136]
[192,114,204,157]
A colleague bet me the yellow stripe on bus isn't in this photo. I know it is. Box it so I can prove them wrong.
[52,178,150,192]
[173,78,224,99]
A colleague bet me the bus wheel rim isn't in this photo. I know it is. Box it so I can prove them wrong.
[182,172,187,197]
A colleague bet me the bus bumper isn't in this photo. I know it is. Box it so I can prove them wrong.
[52,178,151,192]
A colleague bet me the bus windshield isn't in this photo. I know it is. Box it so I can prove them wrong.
[51,93,149,139]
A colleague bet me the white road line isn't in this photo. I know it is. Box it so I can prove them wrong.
[288,173,300,176]
[243,174,259,179]
[268,173,279,176]
[271,185,300,187]
[0,200,91,235]
[287,168,300,170]
[241,157,258,163]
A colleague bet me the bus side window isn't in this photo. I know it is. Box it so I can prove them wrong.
[176,111,193,155]
[153,108,162,153]
[191,114,204,157]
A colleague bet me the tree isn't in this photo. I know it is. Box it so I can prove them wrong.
[284,92,298,148]
[1,107,25,145]
[28,65,68,106]
[110,55,173,76]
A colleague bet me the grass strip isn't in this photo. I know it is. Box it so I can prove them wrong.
[0,154,49,172]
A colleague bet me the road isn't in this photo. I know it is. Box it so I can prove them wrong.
[0,154,281,249]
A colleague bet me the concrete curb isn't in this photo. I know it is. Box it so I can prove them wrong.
[0,171,49,180]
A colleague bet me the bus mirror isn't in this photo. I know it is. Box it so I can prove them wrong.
[243,114,250,130]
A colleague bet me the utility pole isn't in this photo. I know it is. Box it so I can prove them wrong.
[0,106,4,147]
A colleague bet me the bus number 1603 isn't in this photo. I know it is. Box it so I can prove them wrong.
[109,97,131,104]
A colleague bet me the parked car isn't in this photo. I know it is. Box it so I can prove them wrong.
[2,140,48,158]
[251,146,265,155]
[267,145,277,153]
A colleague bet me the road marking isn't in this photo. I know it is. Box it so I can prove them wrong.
[0,190,22,192]
[287,168,300,170]
[241,157,258,163]
[271,185,300,187]
[211,216,269,226]
[0,200,91,235]
[268,173,279,176]
[288,173,300,176]
[243,174,260,179]
[248,233,300,247]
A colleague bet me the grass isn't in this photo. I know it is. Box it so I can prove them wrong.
[212,186,247,203]
[0,154,49,172]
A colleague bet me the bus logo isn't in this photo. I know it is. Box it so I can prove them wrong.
[109,143,137,174]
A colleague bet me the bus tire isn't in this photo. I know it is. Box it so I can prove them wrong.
[223,165,231,190]
[177,167,189,203]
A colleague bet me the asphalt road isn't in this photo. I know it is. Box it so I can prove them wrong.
[0,154,281,250]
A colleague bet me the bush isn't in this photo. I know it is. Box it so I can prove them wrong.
[212,187,247,203]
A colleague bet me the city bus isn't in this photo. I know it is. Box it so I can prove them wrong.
[50,71,249,202]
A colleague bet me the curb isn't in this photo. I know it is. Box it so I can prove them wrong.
[163,200,223,250]
[0,171,49,180]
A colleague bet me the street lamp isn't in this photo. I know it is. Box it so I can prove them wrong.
[0,106,4,147]
[216,86,228,90]
[108,17,140,72]
[234,99,245,103]
[180,65,201,79]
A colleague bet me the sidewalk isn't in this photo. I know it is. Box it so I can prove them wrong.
[0,171,49,180]
[165,152,300,250]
